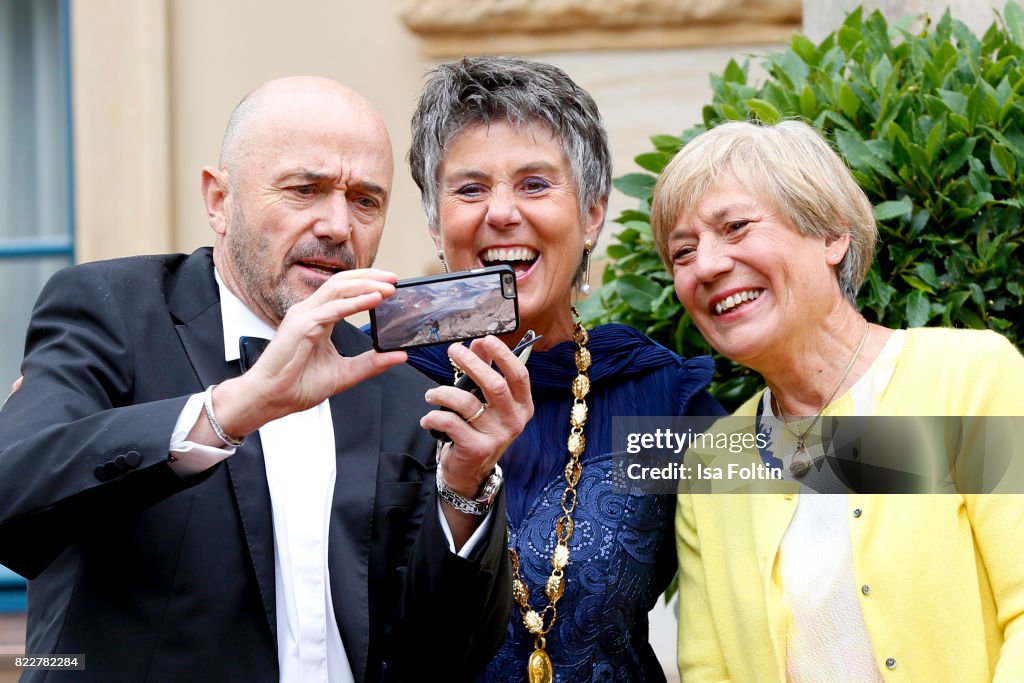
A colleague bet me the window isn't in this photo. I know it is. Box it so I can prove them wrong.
[0,0,73,594]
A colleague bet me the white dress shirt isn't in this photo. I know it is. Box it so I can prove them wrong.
[166,270,491,683]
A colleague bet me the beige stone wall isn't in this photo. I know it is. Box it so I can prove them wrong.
[70,0,173,264]
[69,0,784,287]
[71,0,440,276]
[165,1,439,277]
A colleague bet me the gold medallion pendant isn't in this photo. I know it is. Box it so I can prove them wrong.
[510,310,591,683]
[527,646,553,683]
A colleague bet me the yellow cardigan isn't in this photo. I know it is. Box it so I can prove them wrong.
[676,328,1024,682]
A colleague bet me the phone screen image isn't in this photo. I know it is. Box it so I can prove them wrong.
[370,265,519,352]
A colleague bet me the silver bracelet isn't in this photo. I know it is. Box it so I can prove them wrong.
[435,456,502,516]
[203,384,245,447]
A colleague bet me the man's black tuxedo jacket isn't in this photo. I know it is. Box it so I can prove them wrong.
[0,248,511,683]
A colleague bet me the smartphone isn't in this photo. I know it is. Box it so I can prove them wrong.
[431,330,541,442]
[369,265,519,352]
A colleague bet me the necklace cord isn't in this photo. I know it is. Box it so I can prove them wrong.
[773,325,870,447]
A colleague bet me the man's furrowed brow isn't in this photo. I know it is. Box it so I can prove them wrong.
[279,169,384,191]
[274,168,330,185]
[356,180,388,200]
[295,169,330,182]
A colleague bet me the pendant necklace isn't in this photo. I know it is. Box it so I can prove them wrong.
[773,325,869,478]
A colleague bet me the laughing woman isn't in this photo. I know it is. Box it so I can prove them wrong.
[651,119,1024,682]
[407,56,723,682]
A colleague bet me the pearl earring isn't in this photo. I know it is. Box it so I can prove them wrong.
[580,240,594,295]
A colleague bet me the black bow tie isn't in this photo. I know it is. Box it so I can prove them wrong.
[238,336,270,373]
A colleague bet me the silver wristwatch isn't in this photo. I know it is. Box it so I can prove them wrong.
[436,462,503,516]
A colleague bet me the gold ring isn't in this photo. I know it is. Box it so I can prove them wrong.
[465,403,487,423]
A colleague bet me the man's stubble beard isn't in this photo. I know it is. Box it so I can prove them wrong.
[225,203,302,324]
[224,202,363,324]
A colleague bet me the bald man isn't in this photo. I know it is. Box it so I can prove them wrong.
[0,76,528,683]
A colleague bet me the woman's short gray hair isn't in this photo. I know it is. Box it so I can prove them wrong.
[651,119,877,305]
[409,55,611,230]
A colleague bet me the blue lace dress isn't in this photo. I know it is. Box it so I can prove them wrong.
[407,324,722,682]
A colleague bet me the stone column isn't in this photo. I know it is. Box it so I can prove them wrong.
[803,0,1006,42]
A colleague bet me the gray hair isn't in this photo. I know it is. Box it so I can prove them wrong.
[409,55,611,230]
[651,119,877,305]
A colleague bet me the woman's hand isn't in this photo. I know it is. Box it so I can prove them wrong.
[420,336,534,544]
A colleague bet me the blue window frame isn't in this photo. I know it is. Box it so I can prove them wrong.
[0,0,74,600]
[0,567,27,613]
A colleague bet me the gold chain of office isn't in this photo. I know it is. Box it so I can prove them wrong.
[508,310,590,683]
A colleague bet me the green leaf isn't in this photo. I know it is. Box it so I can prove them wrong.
[649,135,683,153]
[977,224,994,262]
[614,274,663,312]
[605,244,630,260]
[839,83,861,118]
[620,220,651,233]
[721,102,744,120]
[901,275,937,294]
[939,135,977,180]
[925,115,948,165]
[837,25,862,54]
[956,306,987,329]
[908,208,932,236]
[915,262,941,288]
[799,85,818,118]
[834,131,901,184]
[723,58,747,84]
[615,210,650,224]
[967,156,992,194]
[634,151,674,174]
[937,89,968,117]
[966,84,986,131]
[764,81,798,113]
[651,286,682,319]
[790,33,819,65]
[945,290,972,312]
[776,50,811,88]
[613,173,656,200]
[866,267,895,308]
[874,199,913,221]
[871,54,893,91]
[1006,0,1024,45]
[745,98,783,124]
[616,228,640,243]
[991,144,1017,179]
[906,290,932,327]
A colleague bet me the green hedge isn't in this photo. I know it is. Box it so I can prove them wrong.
[582,3,1024,410]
